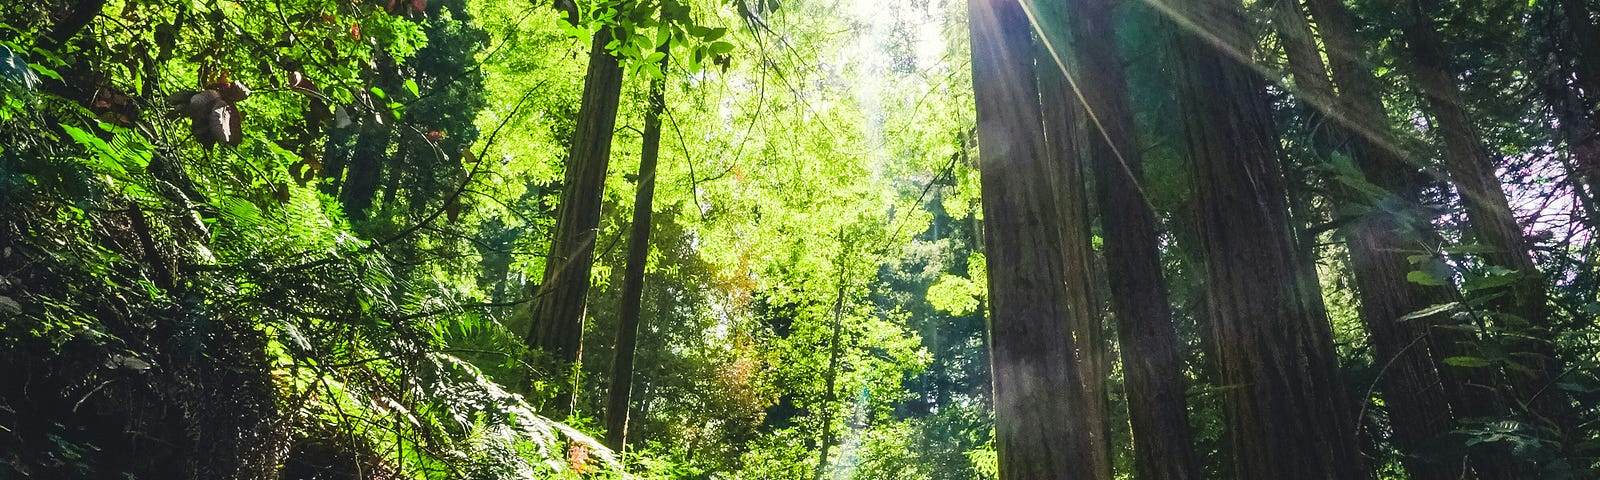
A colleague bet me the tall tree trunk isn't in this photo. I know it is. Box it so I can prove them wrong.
[1303,0,1523,477]
[1548,82,1600,223]
[1273,2,1464,478]
[602,47,669,453]
[1034,7,1115,479]
[1037,55,1118,480]
[1056,0,1200,478]
[38,0,107,52]
[1400,0,1575,442]
[1562,0,1600,100]
[339,124,391,221]
[814,257,849,480]
[1550,0,1600,222]
[1268,0,1340,338]
[1270,0,1334,108]
[967,0,1099,477]
[1169,0,1366,476]
[523,28,626,417]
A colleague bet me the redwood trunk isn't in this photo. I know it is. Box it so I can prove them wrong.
[1034,9,1115,479]
[1171,0,1365,476]
[814,263,848,480]
[1399,0,1574,442]
[524,28,626,417]
[968,0,1100,477]
[1061,0,1200,477]
[602,48,668,452]
[1274,2,1462,478]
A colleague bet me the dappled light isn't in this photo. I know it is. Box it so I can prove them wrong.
[4,0,1600,478]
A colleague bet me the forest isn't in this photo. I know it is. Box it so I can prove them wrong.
[2,0,1600,477]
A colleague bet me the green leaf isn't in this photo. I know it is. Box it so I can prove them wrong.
[691,46,706,70]
[563,22,589,40]
[403,79,419,97]
[370,86,386,99]
[1556,379,1600,394]
[27,62,61,82]
[1443,356,1492,368]
[28,46,64,66]
[710,41,734,55]
[61,124,127,176]
[1463,271,1520,292]
[1407,270,1448,286]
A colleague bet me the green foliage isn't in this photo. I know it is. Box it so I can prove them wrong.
[925,254,986,317]
[8,0,1600,476]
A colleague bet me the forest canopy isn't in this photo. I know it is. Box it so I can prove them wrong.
[2,0,1600,478]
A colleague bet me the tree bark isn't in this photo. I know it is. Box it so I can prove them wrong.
[602,47,668,453]
[1270,0,1334,108]
[814,257,848,480]
[1056,0,1200,478]
[1399,0,1575,443]
[1033,8,1115,479]
[1273,2,1465,478]
[338,123,391,221]
[1550,0,1600,223]
[1562,0,1600,100]
[38,0,107,52]
[1297,1,1527,476]
[553,0,580,26]
[967,0,1100,477]
[523,28,626,417]
[1169,0,1366,476]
